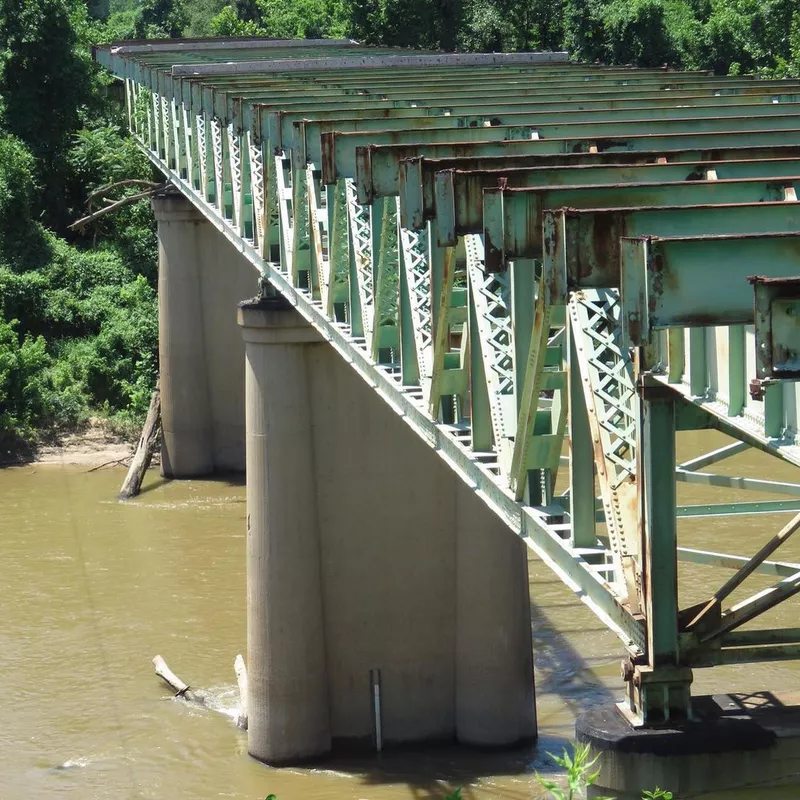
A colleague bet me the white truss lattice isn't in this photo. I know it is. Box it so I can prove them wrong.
[210,118,224,212]
[345,178,374,343]
[570,289,640,603]
[161,94,171,165]
[465,234,516,454]
[182,104,194,188]
[247,132,265,252]
[307,166,330,309]
[195,114,207,198]
[399,211,433,386]
[227,123,243,233]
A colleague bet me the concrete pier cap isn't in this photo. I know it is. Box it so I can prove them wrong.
[577,693,800,799]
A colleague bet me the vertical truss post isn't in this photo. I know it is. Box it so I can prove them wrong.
[248,132,266,256]
[328,181,350,316]
[171,98,182,176]
[728,325,746,416]
[468,277,493,453]
[228,123,244,235]
[307,167,329,307]
[371,198,399,361]
[263,147,281,263]
[182,103,194,189]
[161,94,170,164]
[399,213,433,395]
[152,92,161,156]
[345,179,374,343]
[667,328,684,383]
[196,113,209,202]
[291,162,312,286]
[210,117,225,212]
[688,328,706,396]
[569,290,642,609]
[428,243,457,417]
[466,234,516,471]
[568,318,596,548]
[399,249,420,386]
[124,78,134,131]
[509,267,555,500]
[639,373,679,665]
[625,369,692,726]
[274,153,293,276]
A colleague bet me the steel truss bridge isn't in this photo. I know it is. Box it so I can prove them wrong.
[95,38,800,725]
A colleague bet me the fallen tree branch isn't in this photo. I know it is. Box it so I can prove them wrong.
[85,457,130,474]
[86,179,163,205]
[153,655,208,705]
[152,654,249,727]
[119,380,161,500]
[69,182,168,231]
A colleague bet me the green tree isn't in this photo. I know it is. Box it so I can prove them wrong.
[134,0,188,37]
[0,0,96,233]
[562,0,606,61]
[601,0,678,66]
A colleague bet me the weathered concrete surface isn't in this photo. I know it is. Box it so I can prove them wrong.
[154,193,256,476]
[239,300,536,763]
[578,693,800,799]
[240,298,331,764]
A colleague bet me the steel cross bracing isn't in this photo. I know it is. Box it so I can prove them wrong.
[96,38,800,725]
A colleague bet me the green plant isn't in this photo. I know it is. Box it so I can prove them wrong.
[536,743,613,800]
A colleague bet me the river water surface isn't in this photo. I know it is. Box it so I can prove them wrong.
[3,430,800,799]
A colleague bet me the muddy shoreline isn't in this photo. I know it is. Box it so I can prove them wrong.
[0,419,158,468]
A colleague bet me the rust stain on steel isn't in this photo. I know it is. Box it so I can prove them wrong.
[590,212,625,284]
[320,131,336,185]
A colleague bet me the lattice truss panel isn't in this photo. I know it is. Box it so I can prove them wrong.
[400,220,433,390]
[346,179,375,342]
[465,234,516,468]
[569,290,641,604]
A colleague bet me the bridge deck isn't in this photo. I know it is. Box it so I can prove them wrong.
[95,37,800,724]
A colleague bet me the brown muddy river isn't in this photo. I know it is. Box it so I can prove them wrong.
[3,429,800,799]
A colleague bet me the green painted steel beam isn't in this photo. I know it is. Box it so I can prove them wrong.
[483,178,800,271]
[399,145,800,222]
[358,130,800,202]
[544,202,800,292]
[324,113,800,185]
[429,158,800,244]
[621,232,800,338]
[219,89,800,132]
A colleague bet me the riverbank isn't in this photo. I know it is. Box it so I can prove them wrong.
[0,417,153,468]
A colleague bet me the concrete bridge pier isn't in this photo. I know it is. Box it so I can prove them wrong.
[153,193,257,476]
[238,296,536,764]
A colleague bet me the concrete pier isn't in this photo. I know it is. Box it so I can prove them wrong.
[239,296,331,764]
[455,481,537,746]
[153,193,256,476]
[577,695,800,798]
[239,297,536,763]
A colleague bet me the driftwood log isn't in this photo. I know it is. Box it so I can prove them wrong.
[119,380,161,500]
[153,655,208,704]
[152,654,248,729]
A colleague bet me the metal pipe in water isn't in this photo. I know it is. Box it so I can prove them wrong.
[370,669,382,752]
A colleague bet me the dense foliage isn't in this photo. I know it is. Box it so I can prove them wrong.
[0,0,158,455]
[1,0,799,455]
